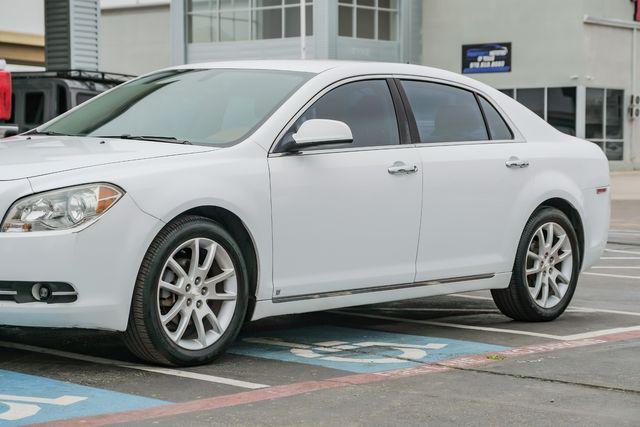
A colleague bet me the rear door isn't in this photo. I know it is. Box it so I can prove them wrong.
[268,78,422,299]
[398,79,531,282]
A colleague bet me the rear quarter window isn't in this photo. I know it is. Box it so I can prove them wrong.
[478,96,513,140]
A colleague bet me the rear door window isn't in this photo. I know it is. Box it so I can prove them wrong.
[400,80,488,143]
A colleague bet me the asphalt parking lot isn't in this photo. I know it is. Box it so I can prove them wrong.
[0,200,639,426]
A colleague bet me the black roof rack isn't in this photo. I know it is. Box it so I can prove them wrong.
[11,69,135,84]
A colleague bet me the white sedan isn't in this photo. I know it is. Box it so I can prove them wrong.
[0,61,610,366]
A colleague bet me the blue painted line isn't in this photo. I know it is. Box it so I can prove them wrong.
[0,369,167,426]
[230,326,509,373]
[463,66,512,74]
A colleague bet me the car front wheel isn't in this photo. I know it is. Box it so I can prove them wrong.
[124,215,248,366]
[492,207,581,322]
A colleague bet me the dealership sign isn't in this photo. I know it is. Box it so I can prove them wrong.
[462,42,512,74]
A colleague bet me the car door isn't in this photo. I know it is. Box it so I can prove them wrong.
[268,78,422,299]
[398,79,531,282]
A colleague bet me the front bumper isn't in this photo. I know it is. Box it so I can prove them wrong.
[0,193,162,331]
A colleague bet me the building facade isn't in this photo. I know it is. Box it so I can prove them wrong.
[0,0,45,71]
[422,0,640,169]
[171,0,422,65]
[100,0,172,75]
[170,0,640,169]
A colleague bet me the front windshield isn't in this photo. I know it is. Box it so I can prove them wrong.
[39,68,312,146]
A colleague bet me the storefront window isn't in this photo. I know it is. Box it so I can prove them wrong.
[586,88,604,139]
[586,88,625,161]
[499,89,514,98]
[547,87,576,137]
[338,0,398,41]
[499,87,577,137]
[516,88,544,119]
[187,0,313,43]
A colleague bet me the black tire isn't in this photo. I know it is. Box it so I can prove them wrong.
[123,215,249,366]
[491,207,581,322]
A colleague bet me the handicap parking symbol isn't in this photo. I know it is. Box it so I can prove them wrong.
[230,326,509,373]
[0,394,86,422]
[0,369,167,426]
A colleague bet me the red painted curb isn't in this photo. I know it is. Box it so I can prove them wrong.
[35,329,640,427]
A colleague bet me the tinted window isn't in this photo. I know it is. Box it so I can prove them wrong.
[76,92,95,106]
[401,80,488,143]
[586,88,604,139]
[499,89,514,98]
[25,92,45,124]
[283,80,399,150]
[40,69,311,147]
[9,93,15,123]
[517,88,544,119]
[57,85,68,115]
[606,89,624,140]
[547,87,576,136]
[478,96,513,140]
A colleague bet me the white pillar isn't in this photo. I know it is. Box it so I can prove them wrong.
[170,0,186,65]
[300,0,306,59]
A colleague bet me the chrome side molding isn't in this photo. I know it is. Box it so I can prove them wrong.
[273,273,495,304]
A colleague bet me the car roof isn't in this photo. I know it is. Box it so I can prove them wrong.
[171,60,480,87]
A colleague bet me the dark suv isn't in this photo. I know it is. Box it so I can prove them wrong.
[0,70,133,135]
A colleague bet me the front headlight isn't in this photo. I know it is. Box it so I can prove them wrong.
[1,184,123,233]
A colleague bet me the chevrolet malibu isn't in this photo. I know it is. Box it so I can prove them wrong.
[0,61,610,366]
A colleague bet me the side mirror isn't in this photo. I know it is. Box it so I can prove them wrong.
[281,119,353,153]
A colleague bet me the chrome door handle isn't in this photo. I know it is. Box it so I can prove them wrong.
[388,162,419,175]
[505,158,530,169]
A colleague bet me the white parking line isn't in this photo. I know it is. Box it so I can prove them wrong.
[0,341,268,390]
[336,311,640,341]
[452,293,640,317]
[599,257,640,260]
[591,266,640,269]
[335,311,562,340]
[605,248,640,256]
[609,229,640,235]
[366,307,501,313]
[583,272,640,280]
[450,294,493,301]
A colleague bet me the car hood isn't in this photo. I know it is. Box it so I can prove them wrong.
[0,135,215,181]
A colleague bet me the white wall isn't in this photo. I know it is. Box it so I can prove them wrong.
[0,0,44,34]
[99,4,171,75]
[422,0,639,168]
[422,0,586,89]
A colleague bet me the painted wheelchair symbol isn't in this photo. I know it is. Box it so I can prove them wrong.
[0,394,86,421]
[244,337,448,364]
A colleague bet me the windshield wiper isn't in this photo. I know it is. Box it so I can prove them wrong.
[96,134,192,145]
[26,130,72,136]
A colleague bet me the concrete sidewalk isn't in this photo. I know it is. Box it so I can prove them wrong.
[610,172,640,243]
[611,171,640,201]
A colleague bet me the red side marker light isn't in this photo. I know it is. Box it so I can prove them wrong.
[596,187,608,195]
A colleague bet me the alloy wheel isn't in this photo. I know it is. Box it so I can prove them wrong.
[156,237,237,350]
[525,222,573,309]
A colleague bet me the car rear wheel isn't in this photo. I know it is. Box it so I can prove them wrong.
[124,215,248,366]
[491,207,580,322]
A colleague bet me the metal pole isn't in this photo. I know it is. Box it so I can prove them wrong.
[300,1,306,59]
[632,28,637,164]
